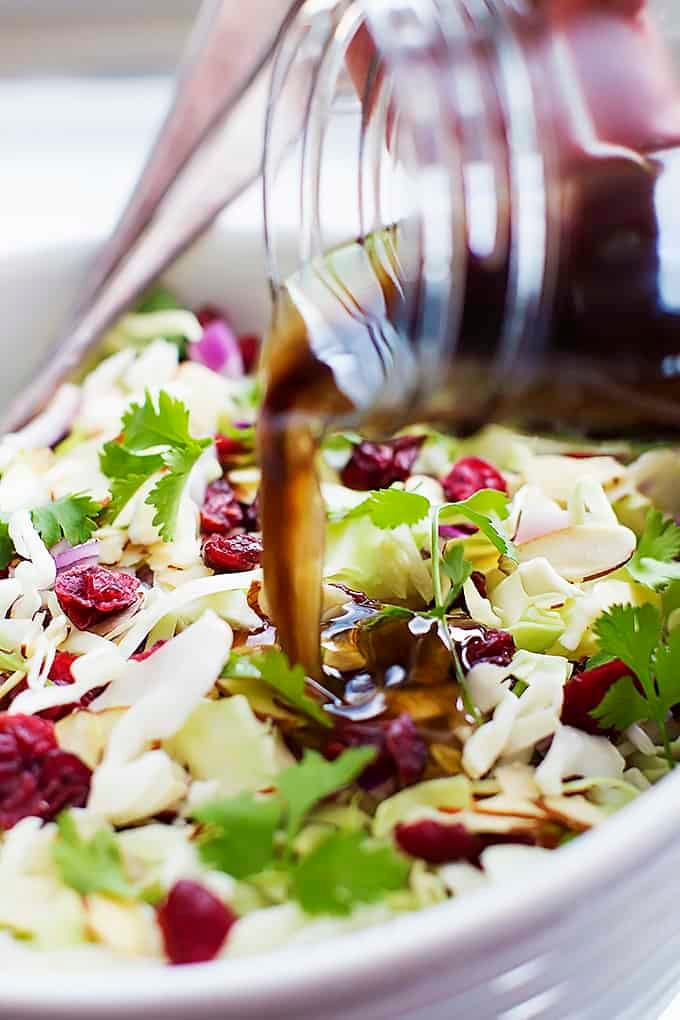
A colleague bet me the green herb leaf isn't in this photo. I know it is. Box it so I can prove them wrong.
[99,442,163,521]
[441,543,474,611]
[0,518,14,570]
[290,830,409,916]
[651,626,680,715]
[584,650,616,671]
[361,605,415,632]
[100,390,210,541]
[31,493,103,549]
[331,488,429,530]
[590,675,650,730]
[593,603,661,694]
[193,793,282,880]
[590,603,680,768]
[252,649,331,728]
[277,748,376,843]
[52,813,136,899]
[627,510,680,591]
[438,489,515,559]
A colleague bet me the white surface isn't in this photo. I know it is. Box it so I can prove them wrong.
[3,74,680,1020]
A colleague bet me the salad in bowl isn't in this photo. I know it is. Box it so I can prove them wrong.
[0,285,678,968]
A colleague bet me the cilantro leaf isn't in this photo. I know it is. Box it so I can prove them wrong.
[590,675,649,730]
[590,603,680,768]
[31,494,103,549]
[100,390,210,540]
[290,831,409,916]
[438,489,515,559]
[0,518,14,570]
[99,441,164,519]
[627,510,680,591]
[651,626,680,714]
[441,543,473,611]
[593,603,661,694]
[251,649,331,728]
[52,813,136,899]
[584,650,616,671]
[277,748,376,843]
[121,390,196,452]
[193,793,282,879]
[331,489,429,530]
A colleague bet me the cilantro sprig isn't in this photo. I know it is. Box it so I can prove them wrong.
[100,390,210,541]
[627,510,680,592]
[590,603,680,769]
[0,494,104,571]
[52,813,138,900]
[221,649,331,728]
[328,488,429,530]
[191,747,408,914]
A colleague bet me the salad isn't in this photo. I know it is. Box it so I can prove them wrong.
[0,286,679,968]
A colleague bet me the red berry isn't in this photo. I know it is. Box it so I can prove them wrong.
[0,714,91,829]
[158,880,236,965]
[441,456,507,503]
[200,479,244,535]
[237,333,260,373]
[341,436,424,491]
[55,565,142,631]
[49,651,77,686]
[384,714,427,786]
[561,658,631,734]
[214,434,248,468]
[203,533,262,573]
[461,628,515,669]
[195,305,224,328]
[395,820,483,865]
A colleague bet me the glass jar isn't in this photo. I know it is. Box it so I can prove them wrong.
[263,0,680,438]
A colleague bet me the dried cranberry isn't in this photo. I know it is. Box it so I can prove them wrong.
[396,820,483,865]
[441,456,507,503]
[215,434,248,467]
[341,435,424,491]
[237,333,260,373]
[200,479,244,535]
[461,628,515,669]
[325,712,426,792]
[196,305,223,328]
[561,658,631,734]
[203,533,263,573]
[0,714,91,829]
[470,571,488,599]
[55,565,142,631]
[158,880,236,965]
[385,714,427,786]
[49,651,77,686]
[239,494,259,533]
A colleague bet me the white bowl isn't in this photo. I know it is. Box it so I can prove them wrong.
[2,227,680,1020]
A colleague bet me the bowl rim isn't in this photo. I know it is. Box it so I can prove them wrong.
[1,768,678,1012]
[1,230,678,1013]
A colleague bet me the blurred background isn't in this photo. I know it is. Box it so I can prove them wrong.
[0,1,200,250]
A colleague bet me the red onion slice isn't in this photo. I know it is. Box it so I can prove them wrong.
[52,539,101,572]
[188,320,244,378]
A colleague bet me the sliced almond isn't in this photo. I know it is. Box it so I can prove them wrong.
[474,794,547,820]
[542,794,605,830]
[516,524,636,583]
